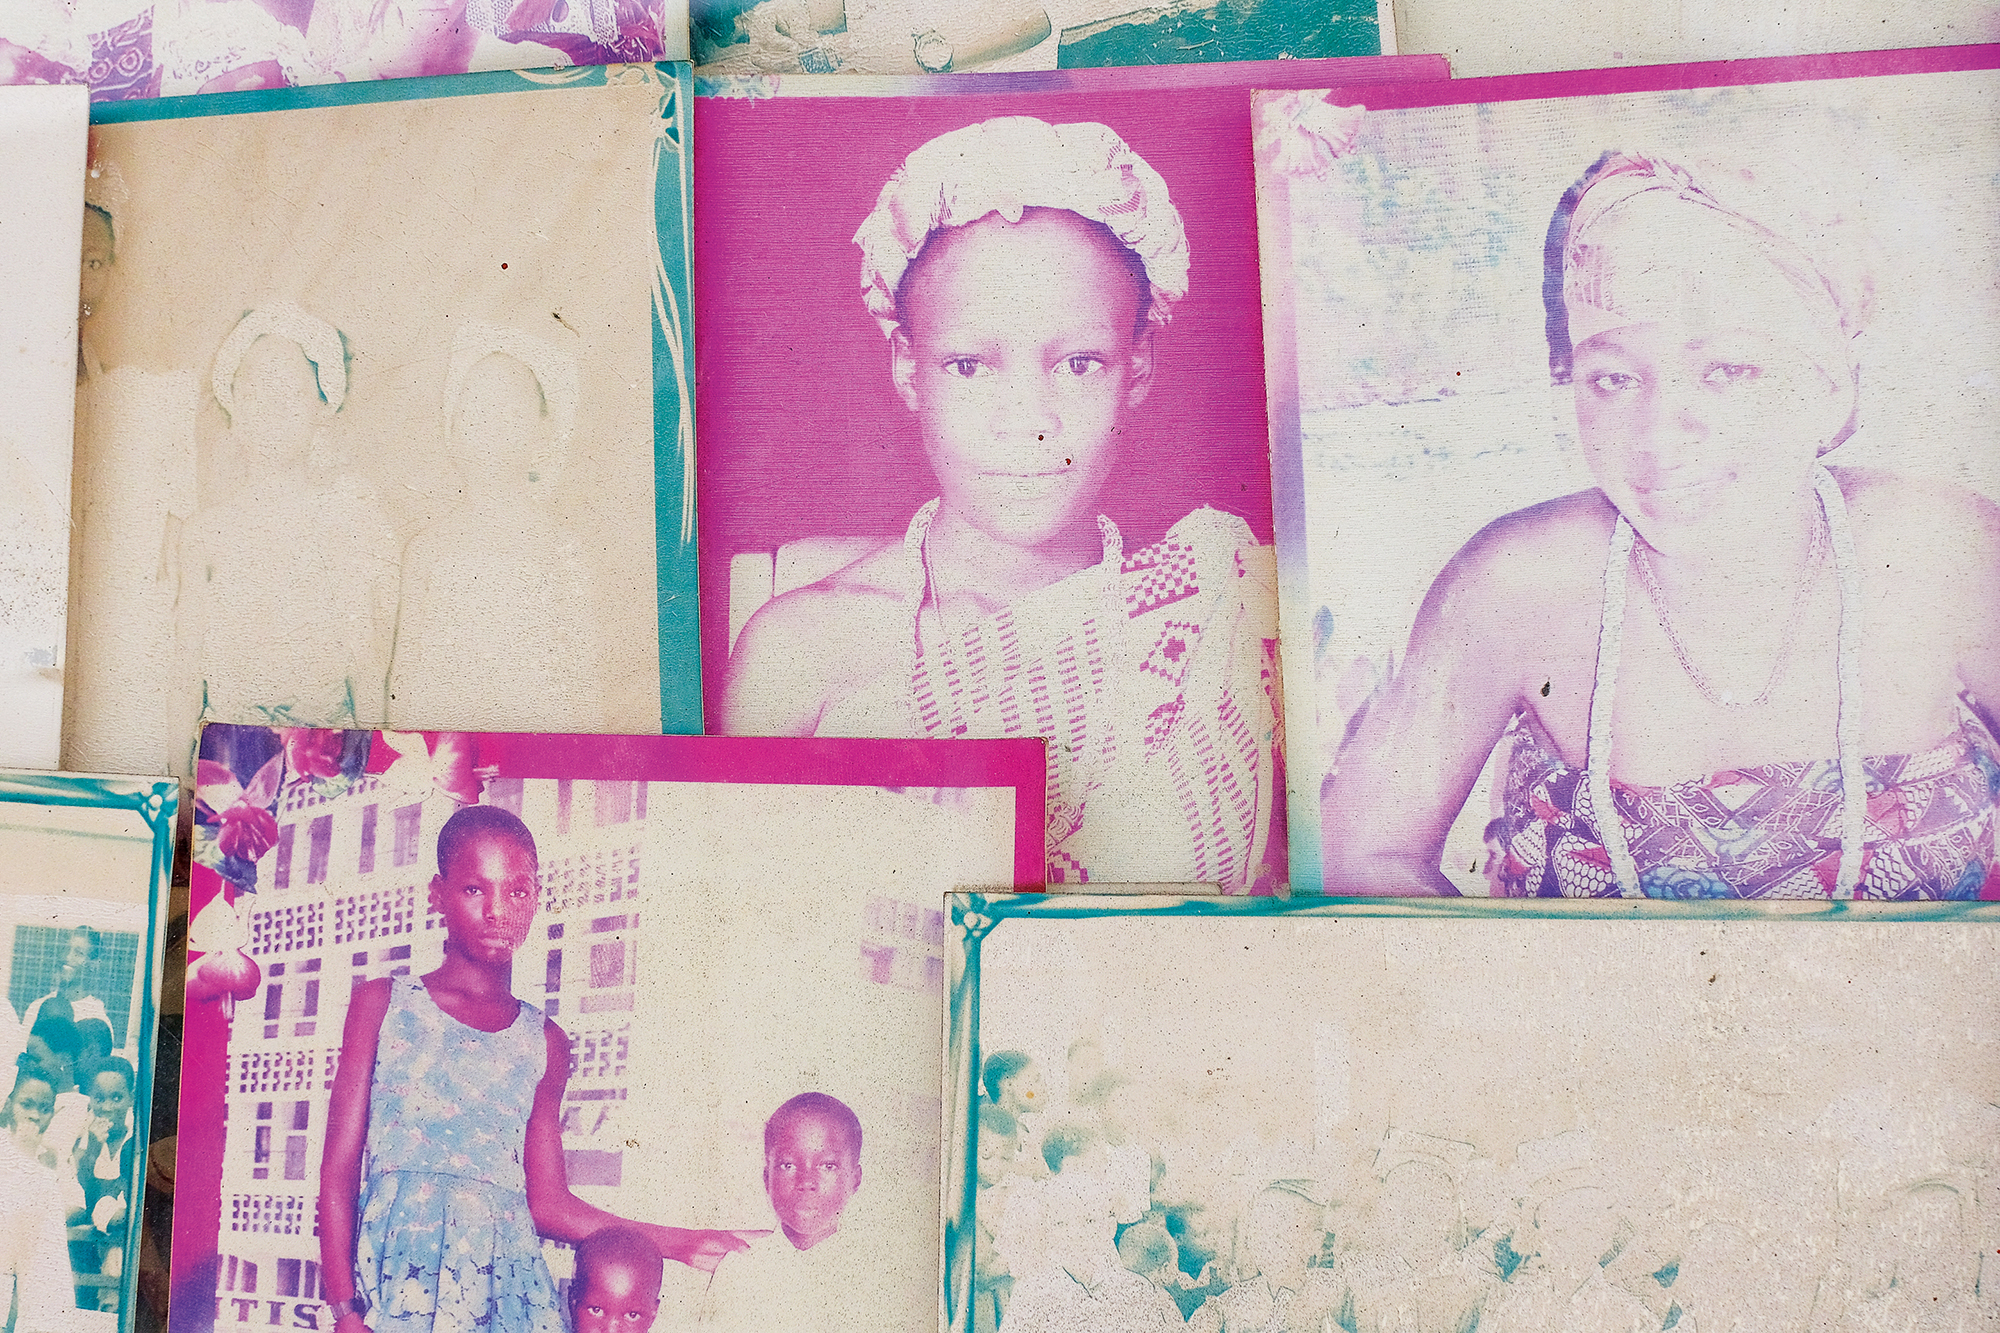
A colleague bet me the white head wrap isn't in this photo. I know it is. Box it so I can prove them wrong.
[442,320,579,448]
[852,116,1190,342]
[213,303,348,417]
[1560,152,1867,431]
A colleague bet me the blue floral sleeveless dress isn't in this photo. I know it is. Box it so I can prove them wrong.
[354,975,564,1333]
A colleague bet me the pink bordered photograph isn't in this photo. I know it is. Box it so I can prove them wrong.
[170,725,1041,1333]
[693,57,1443,894]
[1255,46,2000,897]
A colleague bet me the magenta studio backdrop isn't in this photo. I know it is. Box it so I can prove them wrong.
[691,63,1439,735]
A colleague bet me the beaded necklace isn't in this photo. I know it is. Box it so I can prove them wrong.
[1585,465,1864,898]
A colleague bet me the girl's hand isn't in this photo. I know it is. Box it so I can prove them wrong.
[653,1225,768,1274]
[334,1311,374,1333]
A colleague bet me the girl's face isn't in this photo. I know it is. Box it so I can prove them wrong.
[893,210,1153,550]
[1572,321,1846,554]
[429,832,540,966]
[7,1078,55,1136]
[88,1069,132,1133]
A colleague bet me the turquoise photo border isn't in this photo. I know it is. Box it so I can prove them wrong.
[89,64,704,734]
[942,892,2000,1332]
[0,770,178,1328]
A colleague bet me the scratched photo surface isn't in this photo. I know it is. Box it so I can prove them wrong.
[946,898,2000,1333]
[698,77,1304,891]
[0,788,165,1327]
[171,725,1038,1333]
[1259,65,2000,894]
[67,69,681,781]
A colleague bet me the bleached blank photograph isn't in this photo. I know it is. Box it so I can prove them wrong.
[948,898,2000,1332]
[699,84,1287,891]
[0,85,87,770]
[68,69,685,780]
[1257,63,2000,896]
[0,790,161,1323]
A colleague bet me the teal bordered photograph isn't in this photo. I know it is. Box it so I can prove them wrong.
[0,768,177,1329]
[945,893,2000,1332]
[65,64,698,784]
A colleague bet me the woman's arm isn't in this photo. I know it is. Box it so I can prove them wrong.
[523,1022,761,1272]
[318,978,390,1333]
[1318,517,1548,895]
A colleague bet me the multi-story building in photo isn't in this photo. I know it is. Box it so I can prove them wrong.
[209,774,651,1326]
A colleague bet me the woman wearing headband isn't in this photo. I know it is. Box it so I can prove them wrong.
[725,117,1282,891]
[1322,151,2000,899]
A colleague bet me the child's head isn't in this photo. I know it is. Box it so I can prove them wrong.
[1,1070,56,1137]
[27,1013,81,1091]
[976,1103,1019,1188]
[87,1056,136,1134]
[75,1017,114,1067]
[569,1226,663,1333]
[763,1092,864,1248]
[61,925,102,986]
[980,1050,1043,1117]
[854,117,1189,550]
[430,805,541,965]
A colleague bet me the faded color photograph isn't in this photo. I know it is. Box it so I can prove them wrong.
[0,771,177,1327]
[689,0,1385,77]
[0,0,687,102]
[171,726,1041,1333]
[66,67,690,780]
[1257,58,2000,895]
[699,78,1319,891]
[946,895,2000,1332]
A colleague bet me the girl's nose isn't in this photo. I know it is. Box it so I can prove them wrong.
[991,369,1061,440]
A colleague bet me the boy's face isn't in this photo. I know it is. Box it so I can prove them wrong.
[429,833,540,966]
[893,209,1153,552]
[88,1070,132,1132]
[764,1112,862,1247]
[570,1258,661,1333]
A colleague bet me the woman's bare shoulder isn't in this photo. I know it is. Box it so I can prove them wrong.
[1836,466,2000,569]
[734,539,910,650]
[1435,490,1615,602]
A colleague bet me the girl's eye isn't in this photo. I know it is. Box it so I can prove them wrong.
[1704,362,1762,387]
[1585,370,1640,395]
[1056,354,1105,377]
[943,357,986,379]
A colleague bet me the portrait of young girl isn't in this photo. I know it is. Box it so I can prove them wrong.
[318,804,751,1332]
[700,92,1286,891]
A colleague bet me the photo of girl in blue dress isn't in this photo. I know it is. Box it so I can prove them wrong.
[317,805,757,1333]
